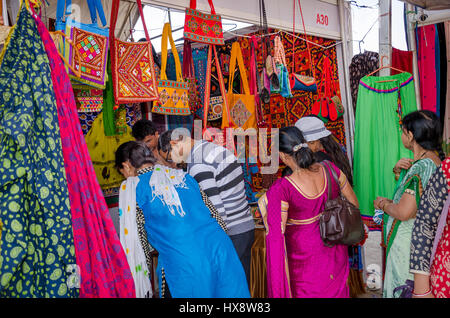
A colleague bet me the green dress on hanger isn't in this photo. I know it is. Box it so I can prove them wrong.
[353,72,418,221]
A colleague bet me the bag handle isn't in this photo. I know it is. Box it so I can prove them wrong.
[228,42,251,96]
[182,40,195,78]
[190,0,217,15]
[110,0,150,41]
[203,45,230,129]
[160,23,183,82]
[292,0,315,79]
[56,0,107,29]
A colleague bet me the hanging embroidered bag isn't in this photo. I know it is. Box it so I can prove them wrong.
[109,0,159,104]
[203,44,234,151]
[56,0,109,89]
[290,0,317,93]
[273,35,293,98]
[222,42,256,130]
[182,40,202,116]
[184,0,224,45]
[152,23,190,116]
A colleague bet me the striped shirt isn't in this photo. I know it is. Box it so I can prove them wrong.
[186,140,255,236]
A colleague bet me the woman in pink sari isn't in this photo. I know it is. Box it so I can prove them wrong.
[259,126,359,298]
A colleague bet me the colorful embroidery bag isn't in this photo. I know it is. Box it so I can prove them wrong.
[222,42,256,130]
[184,0,224,45]
[203,44,234,150]
[182,40,202,116]
[152,23,190,116]
[290,0,317,93]
[56,0,109,89]
[109,0,159,104]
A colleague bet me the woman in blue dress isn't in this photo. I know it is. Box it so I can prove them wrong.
[117,141,250,298]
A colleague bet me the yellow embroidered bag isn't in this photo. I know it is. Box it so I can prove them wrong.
[222,42,256,130]
[152,23,190,116]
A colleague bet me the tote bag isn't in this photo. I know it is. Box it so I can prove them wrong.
[222,42,256,130]
[152,23,190,116]
[56,0,109,89]
[109,0,159,104]
[184,0,224,45]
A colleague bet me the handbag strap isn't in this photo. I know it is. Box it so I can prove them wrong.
[292,0,315,79]
[228,42,251,96]
[182,40,195,78]
[56,0,106,28]
[322,160,341,202]
[110,0,150,41]
[190,0,217,15]
[430,193,450,265]
[160,23,183,82]
[203,45,230,128]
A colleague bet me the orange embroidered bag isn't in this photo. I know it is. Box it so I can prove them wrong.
[109,0,159,104]
[152,23,190,116]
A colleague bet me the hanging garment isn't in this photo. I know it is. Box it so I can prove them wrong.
[436,23,447,122]
[391,48,413,75]
[85,112,134,190]
[444,22,450,156]
[119,177,152,298]
[349,51,379,112]
[417,24,438,113]
[33,11,135,298]
[353,72,418,222]
[0,5,78,297]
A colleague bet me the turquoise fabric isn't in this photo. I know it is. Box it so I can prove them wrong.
[136,170,250,298]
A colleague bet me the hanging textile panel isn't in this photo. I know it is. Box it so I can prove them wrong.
[233,30,346,191]
[0,5,77,298]
[33,11,136,297]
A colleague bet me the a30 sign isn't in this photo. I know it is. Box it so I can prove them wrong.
[316,13,329,26]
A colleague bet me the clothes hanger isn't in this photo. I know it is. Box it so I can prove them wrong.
[367,55,406,81]
[49,30,82,78]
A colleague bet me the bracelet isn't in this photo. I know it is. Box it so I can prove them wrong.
[412,289,432,297]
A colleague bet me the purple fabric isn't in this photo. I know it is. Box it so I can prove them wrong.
[431,195,450,265]
[263,162,350,298]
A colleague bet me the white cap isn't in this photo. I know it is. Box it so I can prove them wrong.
[295,117,331,142]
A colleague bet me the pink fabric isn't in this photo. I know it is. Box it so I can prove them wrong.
[32,13,135,297]
[417,25,437,113]
[264,162,349,298]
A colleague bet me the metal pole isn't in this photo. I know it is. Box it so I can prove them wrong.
[405,4,421,110]
[379,0,392,77]
[338,0,355,165]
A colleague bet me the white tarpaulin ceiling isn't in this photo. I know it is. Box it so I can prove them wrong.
[42,0,342,40]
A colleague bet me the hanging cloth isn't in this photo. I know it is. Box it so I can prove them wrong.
[416,24,438,113]
[0,3,77,297]
[444,22,450,155]
[32,9,136,297]
[353,72,417,221]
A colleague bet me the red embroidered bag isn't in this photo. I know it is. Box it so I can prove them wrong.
[109,0,159,104]
[184,0,224,45]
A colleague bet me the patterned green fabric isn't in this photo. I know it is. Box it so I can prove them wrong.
[0,6,78,297]
[382,158,437,298]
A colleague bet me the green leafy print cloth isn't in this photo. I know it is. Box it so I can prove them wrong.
[0,6,78,297]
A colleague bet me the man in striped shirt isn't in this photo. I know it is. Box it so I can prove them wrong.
[170,135,255,286]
